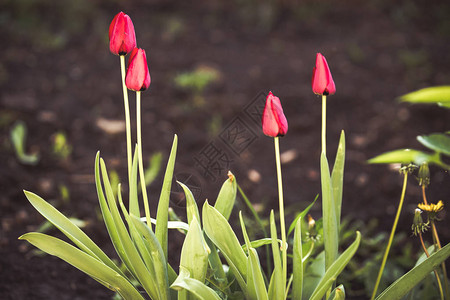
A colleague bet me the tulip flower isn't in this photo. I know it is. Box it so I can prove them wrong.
[262,92,288,137]
[109,12,137,56]
[125,48,151,91]
[312,53,336,96]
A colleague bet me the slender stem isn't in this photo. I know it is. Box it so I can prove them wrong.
[371,172,409,300]
[321,95,327,155]
[421,185,429,205]
[136,91,151,226]
[431,220,450,298]
[418,232,445,300]
[274,136,287,284]
[423,186,450,298]
[120,55,132,187]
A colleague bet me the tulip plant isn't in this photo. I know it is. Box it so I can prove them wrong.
[19,12,450,300]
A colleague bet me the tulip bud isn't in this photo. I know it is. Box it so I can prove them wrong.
[262,91,288,137]
[125,48,151,91]
[312,53,336,96]
[109,12,137,56]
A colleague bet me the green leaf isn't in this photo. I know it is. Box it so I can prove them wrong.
[320,153,338,272]
[310,231,361,300]
[19,233,144,300]
[180,217,209,283]
[417,133,450,156]
[269,210,284,300]
[171,267,221,300]
[23,190,125,278]
[400,86,450,105]
[177,181,200,226]
[130,215,170,300]
[99,156,159,299]
[331,130,345,230]
[292,217,303,300]
[202,201,247,279]
[287,195,318,237]
[10,120,39,165]
[241,238,285,252]
[248,248,269,300]
[95,152,134,279]
[376,242,450,300]
[214,172,237,220]
[327,284,345,300]
[368,149,432,165]
[156,134,178,261]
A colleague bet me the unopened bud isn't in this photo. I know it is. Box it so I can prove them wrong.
[412,208,428,236]
[418,162,430,187]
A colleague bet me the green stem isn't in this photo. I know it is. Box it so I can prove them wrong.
[120,55,132,188]
[371,172,409,300]
[136,91,151,226]
[418,232,445,300]
[431,220,450,299]
[274,136,287,284]
[424,186,450,299]
[321,95,327,156]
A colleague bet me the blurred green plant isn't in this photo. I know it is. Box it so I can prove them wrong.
[174,66,220,106]
[52,131,72,160]
[369,86,450,169]
[10,120,39,165]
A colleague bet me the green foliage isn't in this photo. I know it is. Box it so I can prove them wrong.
[10,121,39,165]
[369,87,450,170]
[174,66,220,94]
[52,131,72,160]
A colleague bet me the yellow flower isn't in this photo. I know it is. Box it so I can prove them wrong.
[418,200,444,213]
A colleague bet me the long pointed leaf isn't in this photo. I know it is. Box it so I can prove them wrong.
[320,153,338,272]
[19,233,144,300]
[202,201,247,279]
[214,172,237,220]
[23,190,125,278]
[131,215,170,300]
[292,217,303,300]
[99,157,159,299]
[310,231,361,300]
[249,248,269,300]
[269,210,284,300]
[156,134,178,260]
[331,130,345,230]
[177,181,200,226]
[376,242,450,300]
[287,195,318,237]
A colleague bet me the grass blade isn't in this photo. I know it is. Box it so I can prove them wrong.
[156,134,178,260]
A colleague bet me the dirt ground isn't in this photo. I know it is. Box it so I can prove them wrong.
[1,0,449,299]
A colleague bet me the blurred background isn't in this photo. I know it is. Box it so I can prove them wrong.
[1,0,449,298]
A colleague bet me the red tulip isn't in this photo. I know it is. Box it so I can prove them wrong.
[262,92,288,137]
[125,48,151,91]
[312,53,336,96]
[109,12,137,56]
